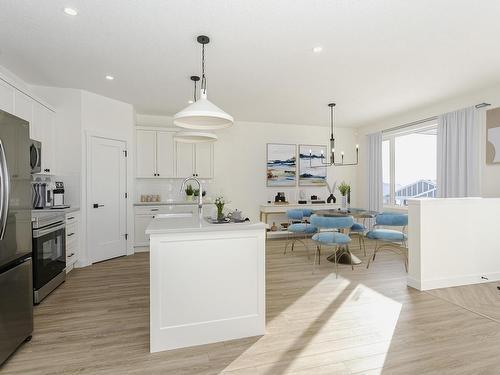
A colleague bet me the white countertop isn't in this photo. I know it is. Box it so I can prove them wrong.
[146,216,265,235]
[32,206,80,214]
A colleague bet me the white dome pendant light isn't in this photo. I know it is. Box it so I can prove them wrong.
[173,35,233,130]
[174,76,218,143]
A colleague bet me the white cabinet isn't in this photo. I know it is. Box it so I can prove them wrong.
[136,130,157,177]
[194,143,214,179]
[175,142,214,178]
[33,102,55,174]
[0,79,14,114]
[136,129,176,178]
[156,131,175,177]
[175,142,195,177]
[136,128,214,179]
[13,90,33,137]
[65,211,81,273]
[134,214,154,246]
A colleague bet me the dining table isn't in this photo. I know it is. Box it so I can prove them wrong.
[313,207,379,265]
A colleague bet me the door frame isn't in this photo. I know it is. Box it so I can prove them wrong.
[84,131,131,266]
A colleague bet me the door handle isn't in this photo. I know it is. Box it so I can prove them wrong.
[0,139,10,240]
[93,203,104,208]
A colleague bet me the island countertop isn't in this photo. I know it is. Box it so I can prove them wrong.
[146,216,266,235]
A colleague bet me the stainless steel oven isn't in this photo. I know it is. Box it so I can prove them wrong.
[31,212,66,304]
[29,140,41,174]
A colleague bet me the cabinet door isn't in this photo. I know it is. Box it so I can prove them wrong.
[195,143,214,179]
[175,142,195,177]
[134,215,154,246]
[136,130,157,178]
[13,90,34,137]
[33,103,54,174]
[156,131,175,178]
[0,79,14,114]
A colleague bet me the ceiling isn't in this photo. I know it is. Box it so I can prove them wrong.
[1,0,500,127]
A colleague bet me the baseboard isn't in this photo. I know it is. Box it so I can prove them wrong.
[134,246,150,253]
[408,272,500,291]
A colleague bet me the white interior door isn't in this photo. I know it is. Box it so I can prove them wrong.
[88,136,127,263]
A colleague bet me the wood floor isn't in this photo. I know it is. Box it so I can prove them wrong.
[3,238,500,374]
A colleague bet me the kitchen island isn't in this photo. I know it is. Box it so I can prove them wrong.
[146,215,266,353]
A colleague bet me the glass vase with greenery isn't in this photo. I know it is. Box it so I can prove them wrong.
[338,181,350,209]
[214,196,227,221]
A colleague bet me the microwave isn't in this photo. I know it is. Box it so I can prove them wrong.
[30,140,42,174]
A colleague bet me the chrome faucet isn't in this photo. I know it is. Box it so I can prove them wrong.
[180,176,203,218]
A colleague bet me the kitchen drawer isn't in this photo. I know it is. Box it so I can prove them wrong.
[135,205,196,215]
[66,212,80,225]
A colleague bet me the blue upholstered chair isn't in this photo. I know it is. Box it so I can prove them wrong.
[284,209,317,258]
[366,212,408,271]
[310,214,355,276]
[350,222,367,256]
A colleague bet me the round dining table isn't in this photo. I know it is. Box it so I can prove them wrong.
[313,207,378,265]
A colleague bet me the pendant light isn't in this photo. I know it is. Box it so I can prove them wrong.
[174,76,219,143]
[309,103,358,168]
[174,35,233,130]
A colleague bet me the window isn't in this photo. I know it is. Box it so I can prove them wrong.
[383,122,437,206]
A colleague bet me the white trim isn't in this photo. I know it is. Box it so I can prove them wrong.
[408,272,500,291]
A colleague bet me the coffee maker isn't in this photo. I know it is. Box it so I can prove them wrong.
[52,181,68,208]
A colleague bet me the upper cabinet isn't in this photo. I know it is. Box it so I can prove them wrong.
[136,129,176,178]
[13,90,34,137]
[136,127,214,179]
[0,79,14,113]
[33,103,55,174]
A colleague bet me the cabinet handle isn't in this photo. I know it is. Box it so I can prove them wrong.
[67,232,75,237]
[67,253,74,258]
[44,169,50,173]
[151,208,159,212]
[67,216,75,220]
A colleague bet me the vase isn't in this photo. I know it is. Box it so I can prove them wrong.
[341,195,347,209]
[217,205,224,221]
[186,195,193,202]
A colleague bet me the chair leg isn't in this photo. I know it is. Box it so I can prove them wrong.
[335,245,339,278]
[346,244,354,271]
[361,235,366,256]
[304,233,310,260]
[367,241,378,269]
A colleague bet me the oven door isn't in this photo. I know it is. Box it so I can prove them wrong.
[32,222,65,290]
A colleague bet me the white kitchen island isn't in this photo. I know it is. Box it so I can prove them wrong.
[146,215,266,353]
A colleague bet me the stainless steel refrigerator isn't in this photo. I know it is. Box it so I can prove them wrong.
[0,110,33,365]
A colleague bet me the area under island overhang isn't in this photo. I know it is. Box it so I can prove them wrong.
[146,215,266,353]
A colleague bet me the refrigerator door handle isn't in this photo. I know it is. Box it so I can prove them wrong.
[0,139,10,240]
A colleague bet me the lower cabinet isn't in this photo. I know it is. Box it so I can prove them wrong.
[65,211,81,273]
[134,205,214,248]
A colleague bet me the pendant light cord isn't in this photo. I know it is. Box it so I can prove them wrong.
[201,43,207,93]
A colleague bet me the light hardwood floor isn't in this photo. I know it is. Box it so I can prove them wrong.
[3,238,500,374]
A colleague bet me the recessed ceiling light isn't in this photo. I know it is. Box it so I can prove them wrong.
[63,7,78,16]
[105,75,115,81]
[188,100,194,104]
[312,46,323,53]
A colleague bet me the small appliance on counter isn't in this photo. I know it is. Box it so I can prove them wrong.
[32,182,47,209]
[52,181,69,209]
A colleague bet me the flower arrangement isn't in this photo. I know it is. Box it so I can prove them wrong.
[214,196,228,221]
[338,181,350,196]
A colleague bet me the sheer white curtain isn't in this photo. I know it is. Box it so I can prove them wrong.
[437,106,481,197]
[367,132,383,211]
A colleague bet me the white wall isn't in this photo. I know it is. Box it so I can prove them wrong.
[29,86,82,207]
[136,115,358,220]
[356,82,500,208]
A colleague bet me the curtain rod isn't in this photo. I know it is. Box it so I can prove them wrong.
[382,102,491,134]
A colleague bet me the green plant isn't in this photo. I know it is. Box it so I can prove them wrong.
[185,184,194,196]
[338,181,350,196]
[215,196,229,220]
[193,189,200,196]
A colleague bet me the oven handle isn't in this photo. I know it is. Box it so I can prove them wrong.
[0,139,10,240]
[33,222,66,239]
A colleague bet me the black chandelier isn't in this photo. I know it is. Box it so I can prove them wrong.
[309,103,359,168]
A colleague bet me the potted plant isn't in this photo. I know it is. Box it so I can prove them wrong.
[338,181,350,209]
[214,196,227,221]
[185,184,194,201]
